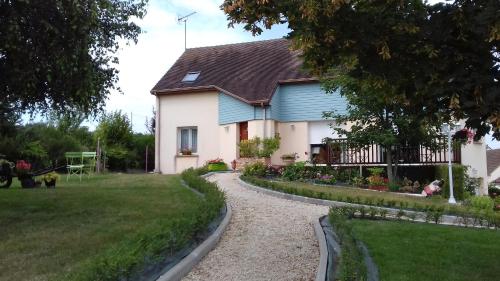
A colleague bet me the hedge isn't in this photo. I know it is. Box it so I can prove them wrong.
[68,168,225,281]
[435,164,466,200]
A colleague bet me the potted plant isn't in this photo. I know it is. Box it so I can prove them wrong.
[16,160,35,188]
[207,158,228,171]
[180,148,192,155]
[281,153,298,165]
[42,172,60,188]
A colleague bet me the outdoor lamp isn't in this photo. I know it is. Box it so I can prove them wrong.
[440,122,462,204]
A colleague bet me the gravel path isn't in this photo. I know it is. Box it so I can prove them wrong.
[183,173,329,281]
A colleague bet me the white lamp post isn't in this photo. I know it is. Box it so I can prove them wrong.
[441,123,462,204]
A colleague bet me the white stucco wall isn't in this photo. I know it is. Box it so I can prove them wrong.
[156,92,220,174]
[219,123,239,166]
[461,140,488,194]
[271,121,310,165]
[308,120,352,144]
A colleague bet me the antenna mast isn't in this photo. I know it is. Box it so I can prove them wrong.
[178,12,196,50]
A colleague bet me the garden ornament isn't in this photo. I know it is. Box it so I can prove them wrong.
[422,180,444,197]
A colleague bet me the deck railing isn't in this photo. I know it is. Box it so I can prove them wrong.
[311,138,461,165]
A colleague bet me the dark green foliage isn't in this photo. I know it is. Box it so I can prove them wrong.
[95,111,134,171]
[0,123,92,169]
[242,162,267,177]
[0,0,148,117]
[435,164,466,200]
[281,163,359,183]
[208,163,228,172]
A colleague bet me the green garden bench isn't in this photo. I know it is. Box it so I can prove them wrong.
[65,152,97,181]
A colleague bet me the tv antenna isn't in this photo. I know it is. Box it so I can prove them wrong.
[178,12,196,50]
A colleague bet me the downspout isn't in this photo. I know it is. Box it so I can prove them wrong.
[155,96,161,173]
[262,102,266,139]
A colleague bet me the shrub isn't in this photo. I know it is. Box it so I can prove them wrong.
[259,137,280,158]
[239,138,260,157]
[467,196,494,211]
[207,158,228,171]
[367,167,384,176]
[388,182,401,192]
[239,136,280,158]
[281,161,307,181]
[435,164,466,200]
[242,162,267,177]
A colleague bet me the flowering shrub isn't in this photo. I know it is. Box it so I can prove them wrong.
[453,128,475,144]
[207,158,227,171]
[242,161,267,177]
[15,160,31,176]
[207,158,224,165]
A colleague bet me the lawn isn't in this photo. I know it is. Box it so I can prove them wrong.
[0,173,207,281]
[351,220,500,281]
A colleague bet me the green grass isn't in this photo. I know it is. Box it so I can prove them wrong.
[351,220,500,281]
[242,176,467,213]
[0,173,209,281]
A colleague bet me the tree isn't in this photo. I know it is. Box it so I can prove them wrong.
[0,0,148,116]
[95,110,133,170]
[323,72,443,182]
[221,0,500,139]
[145,107,156,135]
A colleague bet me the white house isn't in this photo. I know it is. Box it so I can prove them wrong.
[151,39,489,194]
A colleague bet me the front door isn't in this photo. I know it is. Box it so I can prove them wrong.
[239,122,248,141]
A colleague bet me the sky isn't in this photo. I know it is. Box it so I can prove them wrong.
[62,0,499,149]
[105,0,288,133]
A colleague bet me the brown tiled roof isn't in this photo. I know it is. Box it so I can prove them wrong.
[487,149,500,175]
[150,39,314,104]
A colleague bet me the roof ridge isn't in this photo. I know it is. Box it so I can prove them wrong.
[185,38,288,51]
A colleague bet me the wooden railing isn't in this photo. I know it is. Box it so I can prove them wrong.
[311,138,461,165]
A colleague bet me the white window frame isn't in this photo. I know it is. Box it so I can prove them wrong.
[177,127,198,153]
[182,71,201,82]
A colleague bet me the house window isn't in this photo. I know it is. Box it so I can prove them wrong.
[178,127,198,153]
[182,71,200,82]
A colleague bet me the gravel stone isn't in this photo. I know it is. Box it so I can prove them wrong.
[183,173,328,281]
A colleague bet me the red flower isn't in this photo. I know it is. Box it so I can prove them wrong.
[208,158,224,164]
[16,160,31,171]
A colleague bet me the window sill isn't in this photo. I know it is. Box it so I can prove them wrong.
[176,154,199,158]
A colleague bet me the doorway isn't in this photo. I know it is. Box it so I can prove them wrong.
[239,122,248,142]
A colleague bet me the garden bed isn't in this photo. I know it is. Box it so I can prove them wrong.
[0,171,225,281]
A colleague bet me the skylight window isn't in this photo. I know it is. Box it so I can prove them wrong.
[182,71,200,82]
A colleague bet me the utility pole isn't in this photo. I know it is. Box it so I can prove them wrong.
[178,12,196,50]
[145,145,148,173]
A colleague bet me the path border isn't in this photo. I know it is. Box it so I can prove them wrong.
[156,173,232,281]
[313,218,328,281]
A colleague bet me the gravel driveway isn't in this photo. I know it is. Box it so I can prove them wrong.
[183,173,328,281]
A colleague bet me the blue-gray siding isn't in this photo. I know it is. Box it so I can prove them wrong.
[218,93,264,124]
[270,83,347,121]
[218,83,347,124]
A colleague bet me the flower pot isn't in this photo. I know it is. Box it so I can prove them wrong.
[20,177,36,188]
[282,158,295,166]
[44,180,56,188]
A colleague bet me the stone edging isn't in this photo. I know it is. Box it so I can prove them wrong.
[156,173,232,281]
[236,177,489,228]
[313,218,328,281]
